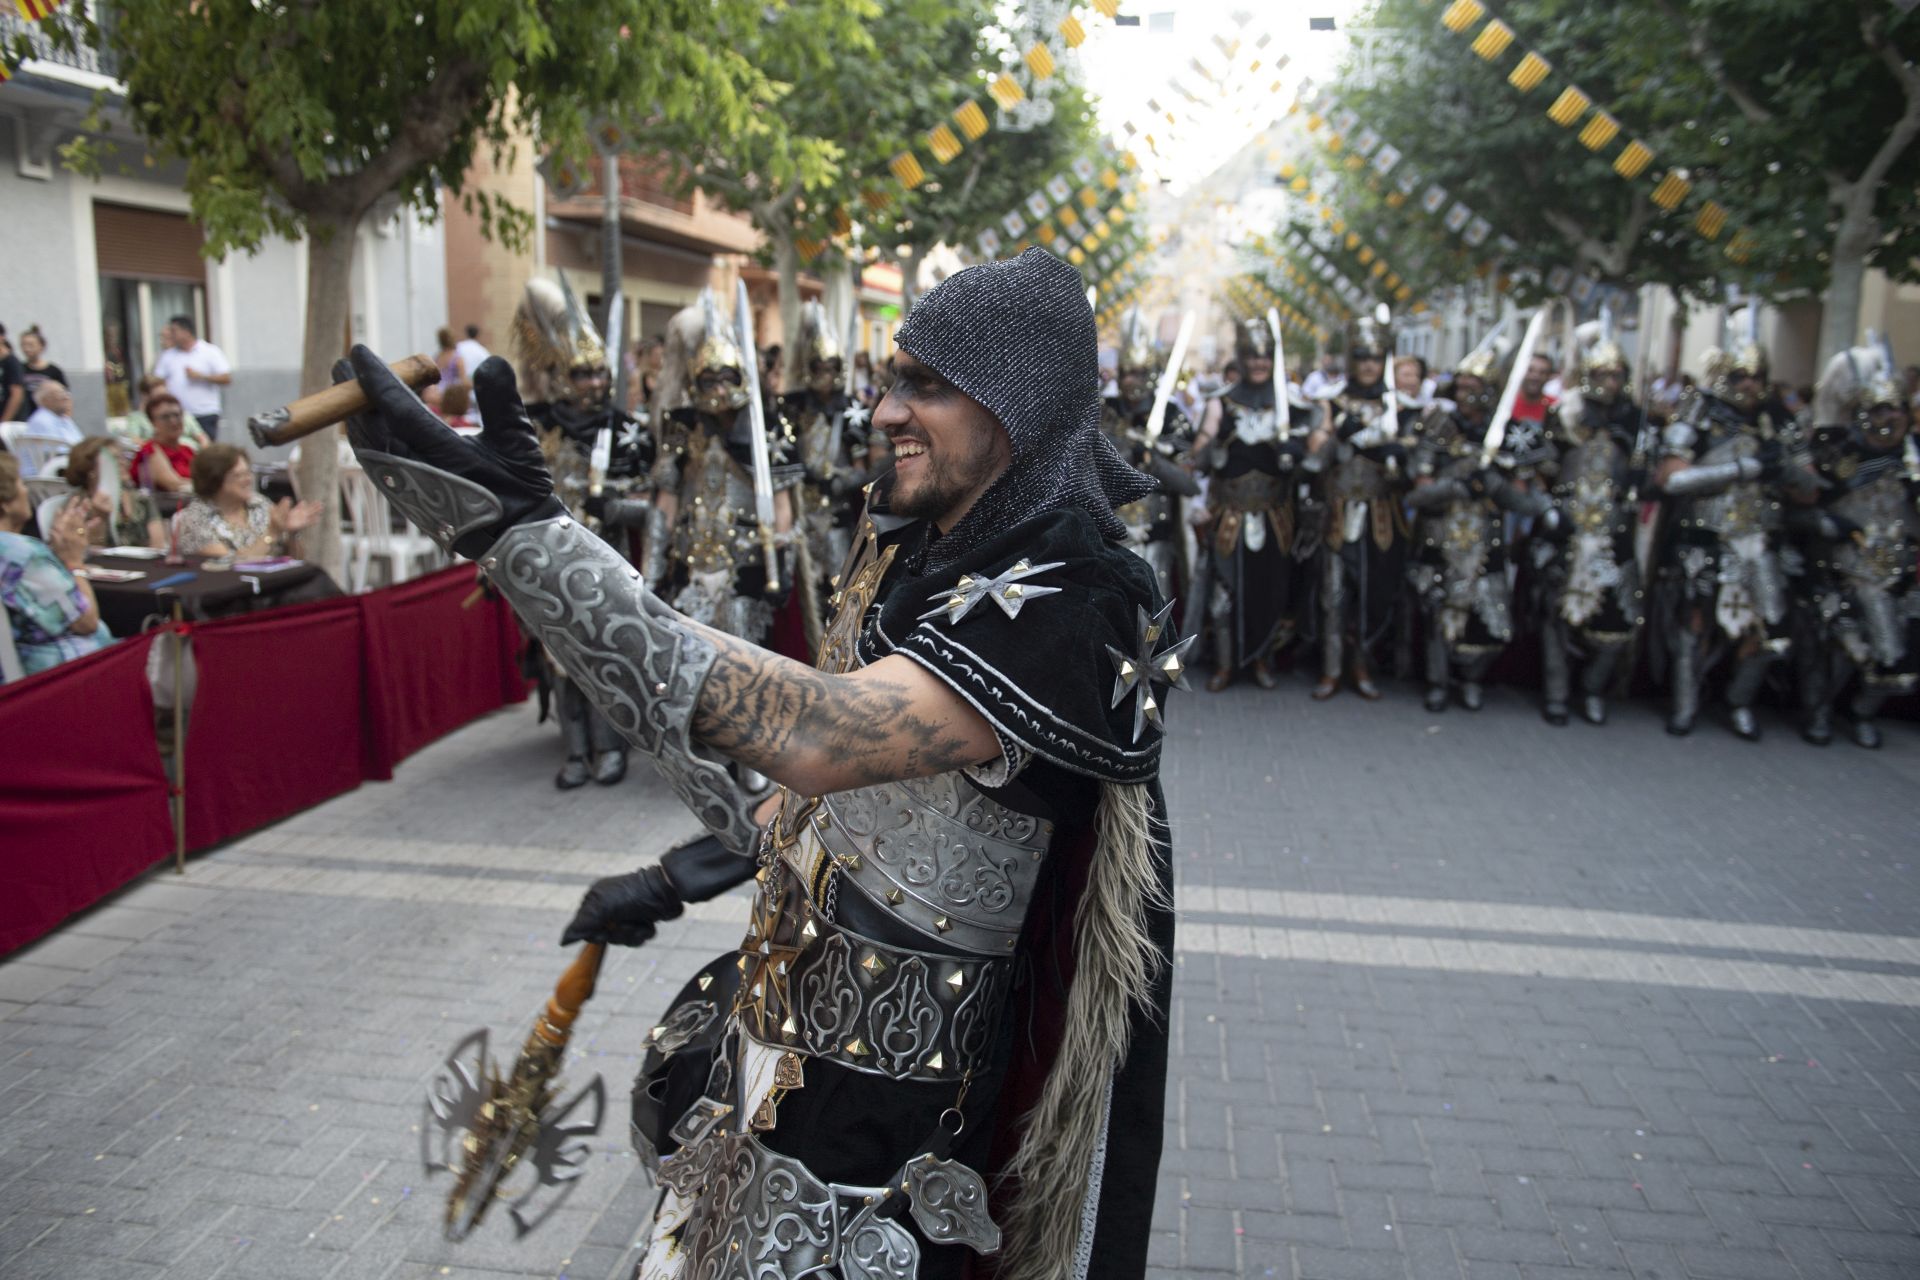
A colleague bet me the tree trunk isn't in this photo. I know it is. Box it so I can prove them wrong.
[902,245,928,314]
[1818,185,1877,366]
[772,230,801,392]
[294,216,359,588]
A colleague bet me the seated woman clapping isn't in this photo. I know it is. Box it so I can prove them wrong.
[173,444,322,558]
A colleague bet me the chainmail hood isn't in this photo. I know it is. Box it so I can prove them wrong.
[895,248,1155,573]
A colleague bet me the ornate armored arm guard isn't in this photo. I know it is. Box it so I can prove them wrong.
[356,447,769,857]
[483,514,773,856]
[1662,456,1761,498]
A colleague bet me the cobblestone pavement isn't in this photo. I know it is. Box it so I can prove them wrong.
[2,678,1918,1280]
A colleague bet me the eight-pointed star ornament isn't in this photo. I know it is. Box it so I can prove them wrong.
[1106,601,1194,742]
[919,558,1065,625]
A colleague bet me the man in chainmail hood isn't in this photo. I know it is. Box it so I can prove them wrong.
[335,246,1181,1278]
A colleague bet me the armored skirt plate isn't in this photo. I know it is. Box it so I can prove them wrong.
[645,1111,1002,1278]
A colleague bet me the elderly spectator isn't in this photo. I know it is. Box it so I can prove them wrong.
[17,382,85,476]
[174,444,321,558]
[62,437,165,549]
[15,326,69,411]
[129,393,198,492]
[0,454,110,678]
[152,314,232,440]
[63,437,165,548]
[0,327,25,421]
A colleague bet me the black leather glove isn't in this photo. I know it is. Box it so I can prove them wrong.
[335,345,565,558]
[1336,414,1368,442]
[561,863,685,947]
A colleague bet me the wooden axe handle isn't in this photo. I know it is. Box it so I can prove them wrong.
[246,353,440,447]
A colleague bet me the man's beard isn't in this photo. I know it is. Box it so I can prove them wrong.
[890,431,1002,523]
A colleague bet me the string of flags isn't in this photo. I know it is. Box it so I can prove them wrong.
[1291,83,1515,273]
[1420,0,1758,265]
[1244,235,1353,325]
[970,144,1145,267]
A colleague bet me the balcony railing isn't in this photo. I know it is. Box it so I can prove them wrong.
[1,6,119,81]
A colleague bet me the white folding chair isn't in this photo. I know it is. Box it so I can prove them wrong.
[339,464,439,589]
[8,434,72,479]
[0,613,25,684]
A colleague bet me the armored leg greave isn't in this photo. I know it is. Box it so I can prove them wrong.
[586,703,629,786]
[1423,628,1449,711]
[555,678,592,790]
[1541,621,1571,723]
[1667,629,1700,736]
[1460,652,1495,712]
[1725,649,1774,742]
[1580,640,1624,726]
[1320,558,1345,681]
[1849,687,1888,749]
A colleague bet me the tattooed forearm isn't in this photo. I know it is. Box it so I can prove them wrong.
[688,625,993,795]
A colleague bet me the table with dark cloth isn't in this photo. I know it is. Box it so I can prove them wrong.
[82,551,338,637]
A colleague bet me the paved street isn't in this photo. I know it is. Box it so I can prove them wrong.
[2,677,1918,1280]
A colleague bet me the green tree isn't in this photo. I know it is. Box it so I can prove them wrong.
[654,0,1067,383]
[1635,0,1920,360]
[40,0,795,581]
[1337,0,1920,361]
[1333,0,1718,303]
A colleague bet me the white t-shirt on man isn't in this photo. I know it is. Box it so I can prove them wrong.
[153,340,232,417]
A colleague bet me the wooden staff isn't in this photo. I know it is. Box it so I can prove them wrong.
[443,943,605,1240]
[246,353,440,448]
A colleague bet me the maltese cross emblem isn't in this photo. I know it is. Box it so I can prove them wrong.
[1106,601,1194,742]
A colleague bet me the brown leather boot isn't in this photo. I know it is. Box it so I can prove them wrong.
[1207,666,1233,692]
[1251,658,1278,690]
[1351,656,1382,700]
[1311,675,1340,700]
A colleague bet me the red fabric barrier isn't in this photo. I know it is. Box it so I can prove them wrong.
[182,593,369,849]
[0,632,173,954]
[359,565,527,777]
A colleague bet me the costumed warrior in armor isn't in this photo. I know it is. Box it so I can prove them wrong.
[1532,334,1651,726]
[1790,345,1920,747]
[1653,340,1815,739]
[650,289,801,649]
[513,276,655,788]
[1101,307,1200,607]
[1306,313,1418,700]
[1191,315,1309,691]
[336,247,1177,1278]
[781,301,884,649]
[1407,349,1555,712]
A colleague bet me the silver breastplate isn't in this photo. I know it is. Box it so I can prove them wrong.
[783,771,1055,957]
[1229,403,1281,445]
[1688,434,1777,537]
[1833,474,1916,588]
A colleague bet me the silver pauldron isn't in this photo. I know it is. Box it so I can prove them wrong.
[356,450,506,554]
[483,514,771,855]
